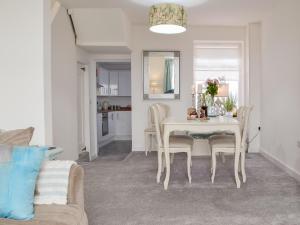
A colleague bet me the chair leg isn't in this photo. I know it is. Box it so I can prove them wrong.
[241,151,246,183]
[149,134,152,153]
[221,153,226,163]
[145,133,148,156]
[187,151,192,184]
[234,151,241,188]
[170,153,175,164]
[156,149,163,183]
[211,150,216,183]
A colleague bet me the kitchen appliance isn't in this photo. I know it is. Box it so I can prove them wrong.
[102,101,109,111]
[102,112,108,136]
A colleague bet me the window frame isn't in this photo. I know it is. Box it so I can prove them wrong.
[193,40,247,106]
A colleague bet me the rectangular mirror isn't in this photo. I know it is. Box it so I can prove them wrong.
[143,51,180,100]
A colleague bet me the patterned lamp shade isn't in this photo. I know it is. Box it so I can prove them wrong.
[149,3,187,34]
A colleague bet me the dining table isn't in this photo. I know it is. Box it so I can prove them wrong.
[161,116,242,190]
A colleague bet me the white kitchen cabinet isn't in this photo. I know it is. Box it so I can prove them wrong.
[108,112,116,136]
[97,68,131,97]
[98,67,109,95]
[118,70,131,96]
[98,111,131,146]
[109,71,119,96]
[115,111,131,139]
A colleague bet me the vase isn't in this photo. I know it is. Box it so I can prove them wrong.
[208,95,219,117]
[225,111,233,117]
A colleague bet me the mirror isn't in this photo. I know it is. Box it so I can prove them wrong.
[143,51,180,100]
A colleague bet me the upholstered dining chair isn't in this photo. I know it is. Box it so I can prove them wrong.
[151,104,193,184]
[208,106,253,184]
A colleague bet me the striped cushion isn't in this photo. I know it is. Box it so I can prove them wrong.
[0,127,34,145]
[34,160,76,205]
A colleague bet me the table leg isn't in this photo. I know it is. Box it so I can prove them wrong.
[234,131,241,188]
[156,149,162,183]
[163,129,170,190]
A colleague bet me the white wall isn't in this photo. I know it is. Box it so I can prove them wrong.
[0,0,51,145]
[52,7,92,160]
[131,25,247,151]
[261,0,300,175]
[247,23,262,152]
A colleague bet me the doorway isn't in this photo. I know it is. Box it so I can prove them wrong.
[96,61,132,161]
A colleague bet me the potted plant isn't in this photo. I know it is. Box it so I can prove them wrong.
[223,95,236,117]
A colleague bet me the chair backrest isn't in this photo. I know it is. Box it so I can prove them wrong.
[148,103,170,128]
[150,104,167,148]
[238,106,253,147]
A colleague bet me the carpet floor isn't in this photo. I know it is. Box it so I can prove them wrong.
[80,152,300,225]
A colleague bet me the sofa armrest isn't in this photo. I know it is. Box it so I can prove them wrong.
[67,164,85,209]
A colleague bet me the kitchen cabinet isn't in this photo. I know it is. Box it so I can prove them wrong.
[97,69,131,97]
[109,71,119,96]
[118,71,131,96]
[115,111,131,138]
[108,112,116,136]
[98,68,109,96]
[98,111,132,146]
[97,113,103,144]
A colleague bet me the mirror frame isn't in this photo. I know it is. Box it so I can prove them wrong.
[143,50,180,100]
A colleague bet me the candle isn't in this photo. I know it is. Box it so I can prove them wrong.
[197,84,202,94]
[191,85,195,95]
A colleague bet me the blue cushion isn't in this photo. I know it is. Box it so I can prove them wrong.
[0,146,46,220]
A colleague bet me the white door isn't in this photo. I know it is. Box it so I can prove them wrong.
[77,64,91,156]
[78,66,85,152]
[118,70,131,96]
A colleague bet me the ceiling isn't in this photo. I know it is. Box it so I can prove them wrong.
[59,0,278,26]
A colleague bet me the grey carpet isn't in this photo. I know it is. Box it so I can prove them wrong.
[97,141,132,161]
[80,152,300,225]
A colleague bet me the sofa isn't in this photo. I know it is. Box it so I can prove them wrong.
[0,164,88,225]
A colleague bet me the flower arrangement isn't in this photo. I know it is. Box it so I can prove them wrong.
[205,79,219,98]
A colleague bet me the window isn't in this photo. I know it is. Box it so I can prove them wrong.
[193,42,243,106]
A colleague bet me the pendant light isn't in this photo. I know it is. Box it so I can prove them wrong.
[149,3,187,34]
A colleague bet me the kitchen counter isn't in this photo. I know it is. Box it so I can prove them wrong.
[98,108,131,113]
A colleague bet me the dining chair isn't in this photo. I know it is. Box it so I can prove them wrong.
[208,106,253,184]
[144,104,170,156]
[151,104,193,184]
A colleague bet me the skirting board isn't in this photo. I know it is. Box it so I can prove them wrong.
[260,147,300,182]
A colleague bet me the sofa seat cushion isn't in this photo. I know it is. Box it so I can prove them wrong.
[0,204,87,225]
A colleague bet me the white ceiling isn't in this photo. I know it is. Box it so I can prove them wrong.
[59,0,278,26]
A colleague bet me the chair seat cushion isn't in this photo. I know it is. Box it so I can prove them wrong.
[0,204,87,225]
[209,135,235,148]
[169,135,193,148]
[144,127,156,133]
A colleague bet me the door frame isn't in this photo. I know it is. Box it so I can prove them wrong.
[89,56,131,159]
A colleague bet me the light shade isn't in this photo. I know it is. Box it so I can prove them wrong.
[149,3,187,34]
[216,84,229,97]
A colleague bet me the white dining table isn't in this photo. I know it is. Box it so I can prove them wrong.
[162,116,242,190]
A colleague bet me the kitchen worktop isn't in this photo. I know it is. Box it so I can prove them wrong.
[98,108,131,113]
